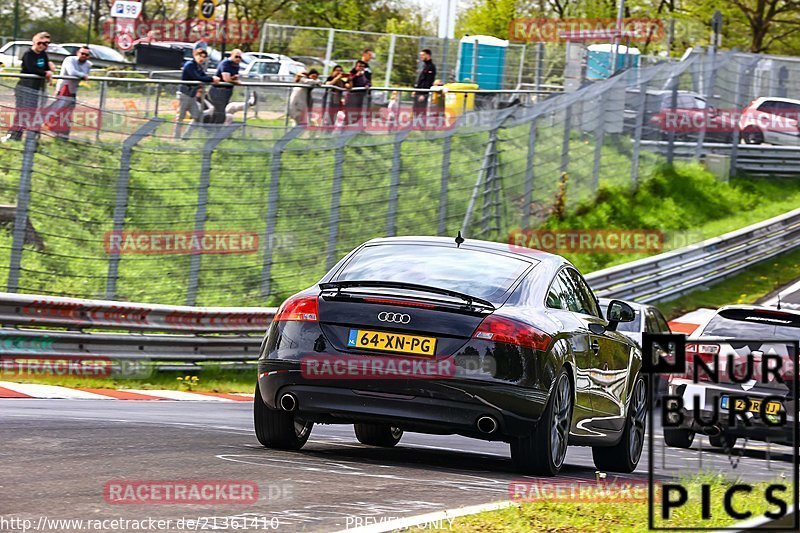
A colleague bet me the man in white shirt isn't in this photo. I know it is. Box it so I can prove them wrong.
[49,45,92,139]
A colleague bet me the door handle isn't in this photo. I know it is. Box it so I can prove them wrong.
[590,340,600,356]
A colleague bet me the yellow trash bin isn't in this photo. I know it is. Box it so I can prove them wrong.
[444,83,478,118]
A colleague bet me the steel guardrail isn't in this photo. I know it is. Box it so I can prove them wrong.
[640,140,800,176]
[584,207,800,303]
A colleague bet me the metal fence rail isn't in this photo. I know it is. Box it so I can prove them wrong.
[585,207,800,302]
[640,141,800,176]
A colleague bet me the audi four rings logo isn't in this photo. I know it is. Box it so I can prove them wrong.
[378,312,411,324]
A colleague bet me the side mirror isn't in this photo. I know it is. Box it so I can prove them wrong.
[606,300,635,331]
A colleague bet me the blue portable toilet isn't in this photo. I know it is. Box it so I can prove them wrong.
[457,35,508,89]
[586,44,640,80]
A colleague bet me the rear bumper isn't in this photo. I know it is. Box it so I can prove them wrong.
[664,379,795,445]
[257,361,550,440]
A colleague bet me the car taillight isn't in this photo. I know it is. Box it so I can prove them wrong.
[473,315,551,351]
[274,295,319,322]
[685,343,720,381]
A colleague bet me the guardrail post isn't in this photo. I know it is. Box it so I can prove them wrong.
[105,118,165,300]
[323,28,335,79]
[522,116,538,229]
[666,76,679,165]
[260,126,304,299]
[630,80,648,189]
[438,135,453,235]
[385,34,396,87]
[6,131,38,293]
[325,132,357,270]
[386,129,410,237]
[96,80,106,142]
[185,124,243,306]
[153,82,161,117]
[560,102,572,175]
[591,89,607,192]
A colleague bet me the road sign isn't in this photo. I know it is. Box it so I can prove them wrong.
[111,0,142,19]
[198,0,216,20]
[116,32,134,51]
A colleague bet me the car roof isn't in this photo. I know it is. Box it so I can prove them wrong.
[714,303,800,317]
[753,97,800,105]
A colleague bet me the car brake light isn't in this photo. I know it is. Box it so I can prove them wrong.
[473,315,551,351]
[362,297,437,309]
[685,343,720,382]
[274,295,319,322]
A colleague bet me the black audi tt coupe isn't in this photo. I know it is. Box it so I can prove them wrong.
[255,236,647,475]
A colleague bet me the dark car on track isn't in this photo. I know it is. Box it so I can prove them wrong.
[254,236,648,475]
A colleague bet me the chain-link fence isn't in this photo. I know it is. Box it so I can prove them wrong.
[0,46,795,306]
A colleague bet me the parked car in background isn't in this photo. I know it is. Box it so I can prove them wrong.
[0,41,69,67]
[60,44,129,63]
[624,89,732,142]
[241,58,307,82]
[292,55,337,71]
[143,42,221,70]
[739,97,800,145]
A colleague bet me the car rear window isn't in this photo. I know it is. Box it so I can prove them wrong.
[701,308,800,339]
[336,244,534,303]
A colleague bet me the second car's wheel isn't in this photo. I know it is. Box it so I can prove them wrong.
[663,427,695,448]
[709,432,737,452]
[742,127,763,145]
[354,424,403,447]
[254,384,313,450]
[511,368,572,476]
[592,376,647,473]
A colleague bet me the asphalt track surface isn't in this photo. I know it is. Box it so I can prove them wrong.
[1,398,795,532]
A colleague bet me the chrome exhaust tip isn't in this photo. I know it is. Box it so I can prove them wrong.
[279,393,297,412]
[476,415,498,434]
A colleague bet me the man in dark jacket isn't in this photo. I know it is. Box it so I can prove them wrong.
[346,60,370,125]
[413,49,436,119]
[3,33,53,142]
[208,49,242,124]
[174,48,219,139]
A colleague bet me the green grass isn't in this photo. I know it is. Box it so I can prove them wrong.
[440,473,791,532]
[657,247,800,320]
[1,364,255,393]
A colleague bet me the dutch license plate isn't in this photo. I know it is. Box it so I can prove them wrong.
[720,395,782,415]
[347,329,437,356]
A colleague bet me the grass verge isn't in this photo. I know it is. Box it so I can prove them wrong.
[435,473,790,533]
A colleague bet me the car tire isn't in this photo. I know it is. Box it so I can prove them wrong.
[709,432,737,452]
[354,424,403,447]
[592,376,647,473]
[511,367,572,476]
[663,427,694,448]
[742,127,763,145]
[254,384,313,450]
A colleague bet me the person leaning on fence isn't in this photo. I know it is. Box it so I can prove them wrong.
[2,32,53,143]
[360,48,375,85]
[346,60,370,125]
[323,65,349,127]
[43,45,92,140]
[208,49,242,124]
[288,70,321,126]
[413,48,436,119]
[174,48,220,139]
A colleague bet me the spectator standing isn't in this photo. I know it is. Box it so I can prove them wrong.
[360,48,375,85]
[208,49,242,124]
[174,48,219,139]
[413,49,436,118]
[323,65,349,127]
[2,33,53,142]
[46,45,92,139]
[288,70,321,126]
[346,60,370,125]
